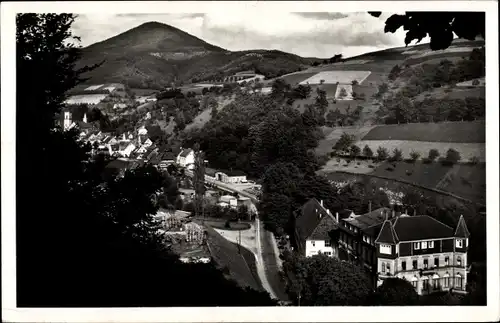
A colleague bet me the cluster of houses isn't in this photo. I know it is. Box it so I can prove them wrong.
[154,209,211,264]
[293,198,471,296]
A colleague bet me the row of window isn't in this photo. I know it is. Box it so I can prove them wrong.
[411,277,463,290]
[382,256,464,274]
[413,239,467,250]
[413,240,435,250]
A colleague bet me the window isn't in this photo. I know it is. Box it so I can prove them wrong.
[311,241,316,247]
[325,251,332,256]
[414,242,420,250]
[457,256,462,267]
[381,262,386,273]
[325,240,331,247]
[423,259,428,269]
[433,277,440,289]
[428,241,435,248]
[402,261,407,271]
[443,275,449,288]
[456,239,463,248]
[380,244,392,255]
[445,256,449,266]
[411,280,418,288]
[434,257,439,267]
[386,263,391,274]
[422,241,428,249]
[422,278,429,290]
[455,275,463,289]
[412,259,418,269]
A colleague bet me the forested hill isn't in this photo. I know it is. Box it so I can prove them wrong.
[76,21,319,89]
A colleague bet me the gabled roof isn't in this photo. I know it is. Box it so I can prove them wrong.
[179,148,193,157]
[375,220,399,244]
[392,215,454,241]
[295,198,334,243]
[222,169,246,177]
[308,214,338,240]
[454,215,470,238]
[162,151,176,160]
[343,207,390,229]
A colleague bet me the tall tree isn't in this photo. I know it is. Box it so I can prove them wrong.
[369,278,420,305]
[192,143,207,217]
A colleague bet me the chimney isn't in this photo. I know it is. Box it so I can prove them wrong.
[413,209,417,217]
[320,200,324,207]
[369,200,372,213]
[392,209,396,219]
[335,212,339,222]
[405,209,408,216]
[327,209,331,215]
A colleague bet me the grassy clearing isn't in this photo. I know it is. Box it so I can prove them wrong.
[436,163,486,204]
[362,121,485,143]
[279,72,319,86]
[414,87,485,101]
[315,125,376,156]
[356,140,485,162]
[205,226,263,292]
[371,161,452,188]
[299,71,372,85]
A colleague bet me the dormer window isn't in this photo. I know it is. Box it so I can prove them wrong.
[380,244,391,255]
[422,241,428,249]
[456,239,463,248]
[428,241,434,248]
[414,242,420,250]
[325,240,331,247]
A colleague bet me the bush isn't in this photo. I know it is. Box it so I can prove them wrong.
[351,80,359,86]
[386,167,394,172]
[409,151,421,162]
[445,148,461,164]
[422,158,432,164]
[368,165,375,168]
[428,149,440,162]
[472,79,480,86]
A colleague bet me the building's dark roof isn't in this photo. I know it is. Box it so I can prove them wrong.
[179,148,193,157]
[454,215,470,238]
[392,215,454,241]
[338,210,354,220]
[162,151,176,161]
[295,198,333,243]
[362,222,384,238]
[309,214,338,240]
[343,207,390,229]
[221,169,246,177]
[375,220,399,244]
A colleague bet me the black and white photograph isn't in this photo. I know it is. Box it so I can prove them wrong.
[1,1,499,322]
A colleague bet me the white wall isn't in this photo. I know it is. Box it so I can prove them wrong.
[305,240,335,257]
[227,175,247,183]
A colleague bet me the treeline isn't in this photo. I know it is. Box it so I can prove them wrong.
[379,95,485,124]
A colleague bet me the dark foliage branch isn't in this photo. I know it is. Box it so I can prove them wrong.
[368,12,485,50]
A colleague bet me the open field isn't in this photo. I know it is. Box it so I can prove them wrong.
[279,72,319,86]
[130,88,158,96]
[371,161,452,188]
[436,163,486,204]
[414,87,485,101]
[356,140,485,162]
[335,84,353,100]
[299,71,372,85]
[185,108,211,131]
[205,226,263,292]
[362,121,486,143]
[320,158,380,174]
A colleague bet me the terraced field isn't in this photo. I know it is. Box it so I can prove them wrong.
[299,71,372,85]
[362,121,486,143]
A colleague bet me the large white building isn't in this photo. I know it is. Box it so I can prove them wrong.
[177,148,195,169]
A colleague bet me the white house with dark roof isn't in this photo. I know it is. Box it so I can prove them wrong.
[293,198,340,257]
[375,214,471,295]
[176,148,195,168]
[215,170,247,184]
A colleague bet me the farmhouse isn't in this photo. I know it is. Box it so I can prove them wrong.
[293,198,339,257]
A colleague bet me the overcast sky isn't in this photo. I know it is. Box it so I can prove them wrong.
[72,12,426,58]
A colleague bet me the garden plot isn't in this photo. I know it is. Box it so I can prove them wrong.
[299,71,371,85]
[335,84,353,100]
[355,140,485,162]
